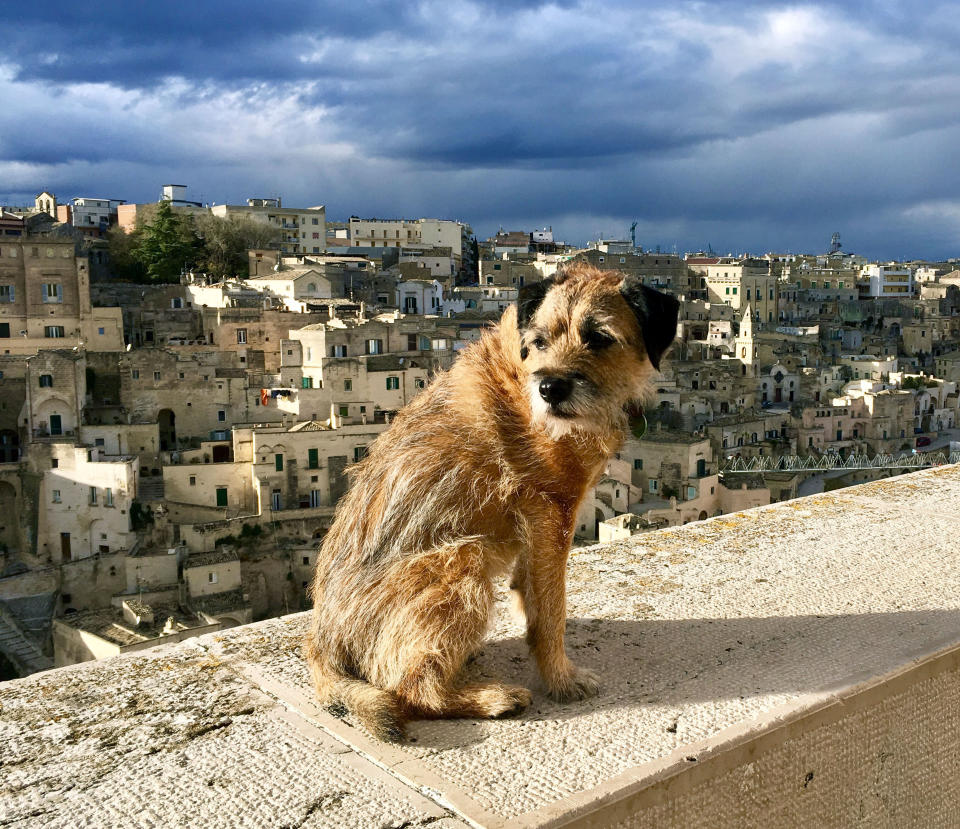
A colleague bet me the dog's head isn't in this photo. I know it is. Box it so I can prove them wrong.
[514,264,678,438]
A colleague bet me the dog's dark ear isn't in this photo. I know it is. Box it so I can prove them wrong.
[517,278,553,328]
[619,277,679,371]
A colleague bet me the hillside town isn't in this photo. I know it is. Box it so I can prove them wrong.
[2,186,959,679]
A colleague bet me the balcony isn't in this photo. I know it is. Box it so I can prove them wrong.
[5,465,960,826]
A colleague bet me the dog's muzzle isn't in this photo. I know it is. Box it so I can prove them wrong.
[539,376,573,407]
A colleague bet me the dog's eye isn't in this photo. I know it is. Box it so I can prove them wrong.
[583,330,615,351]
[532,336,548,351]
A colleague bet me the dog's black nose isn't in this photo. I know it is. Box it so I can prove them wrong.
[539,376,573,406]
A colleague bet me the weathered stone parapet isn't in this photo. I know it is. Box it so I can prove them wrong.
[5,465,960,827]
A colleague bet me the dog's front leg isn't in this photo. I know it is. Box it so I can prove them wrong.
[525,523,600,703]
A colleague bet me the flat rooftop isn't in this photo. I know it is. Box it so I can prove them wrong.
[5,466,960,826]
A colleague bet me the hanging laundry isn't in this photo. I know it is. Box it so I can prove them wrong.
[260,388,269,406]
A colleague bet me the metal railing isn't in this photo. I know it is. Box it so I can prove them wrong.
[721,451,960,473]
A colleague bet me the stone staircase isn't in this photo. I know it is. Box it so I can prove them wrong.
[137,475,166,502]
[0,603,52,676]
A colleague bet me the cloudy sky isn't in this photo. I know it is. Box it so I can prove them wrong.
[2,1,959,259]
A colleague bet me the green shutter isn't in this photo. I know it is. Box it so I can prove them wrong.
[216,487,228,507]
[275,453,283,471]
[308,448,318,469]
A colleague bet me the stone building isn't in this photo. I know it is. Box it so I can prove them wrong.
[0,236,124,354]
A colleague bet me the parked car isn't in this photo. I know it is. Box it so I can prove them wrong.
[916,436,932,447]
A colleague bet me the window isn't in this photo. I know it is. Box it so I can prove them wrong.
[52,489,61,503]
[332,344,347,357]
[308,448,319,469]
[131,370,140,379]
[208,572,218,584]
[354,446,368,463]
[45,326,65,338]
[366,339,383,355]
[309,490,321,508]
[431,338,448,351]
[189,476,196,486]
[649,479,659,493]
[386,376,400,390]
[0,285,13,302]
[341,378,353,392]
[98,327,105,335]
[275,453,283,471]
[237,329,247,344]
[414,378,425,389]
[218,410,226,422]
[42,283,62,303]
[153,371,161,381]
[39,374,53,387]
[216,487,228,507]
[94,438,105,446]
[89,486,98,505]
[0,323,8,338]
[51,458,58,468]
[105,487,113,507]
[338,405,349,417]
[171,297,183,309]
[634,458,643,470]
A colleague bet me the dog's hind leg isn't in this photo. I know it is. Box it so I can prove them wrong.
[378,543,532,722]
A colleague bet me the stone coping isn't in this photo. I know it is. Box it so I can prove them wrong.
[4,465,960,827]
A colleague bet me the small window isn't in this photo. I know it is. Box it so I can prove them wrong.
[131,369,140,379]
[208,572,218,584]
[52,489,61,503]
[338,405,349,417]
[153,371,161,381]
[45,326,65,338]
[344,379,352,392]
[386,376,400,390]
[308,448,319,469]
[353,446,368,463]
[275,453,284,471]
[89,486,98,505]
[218,410,226,422]
[105,487,113,507]
[634,458,643,470]
[39,374,53,387]
[237,329,247,344]
[189,476,196,486]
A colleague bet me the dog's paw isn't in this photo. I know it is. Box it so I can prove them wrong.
[546,667,601,703]
[476,684,532,718]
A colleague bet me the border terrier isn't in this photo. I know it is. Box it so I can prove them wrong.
[304,263,678,740]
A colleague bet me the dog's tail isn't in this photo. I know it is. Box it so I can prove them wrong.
[309,658,405,742]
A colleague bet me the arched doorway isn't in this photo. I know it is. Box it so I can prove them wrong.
[158,409,176,451]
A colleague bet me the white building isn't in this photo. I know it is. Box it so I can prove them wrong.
[862,264,914,297]
[396,278,443,315]
[39,443,138,563]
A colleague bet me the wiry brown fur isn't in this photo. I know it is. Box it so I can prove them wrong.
[304,264,676,740]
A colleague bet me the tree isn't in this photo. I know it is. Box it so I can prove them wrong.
[193,213,282,279]
[133,201,200,283]
[105,224,146,282]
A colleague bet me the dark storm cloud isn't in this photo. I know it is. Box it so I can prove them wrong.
[3,0,960,259]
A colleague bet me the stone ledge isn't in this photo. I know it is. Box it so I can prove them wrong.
[4,465,960,827]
